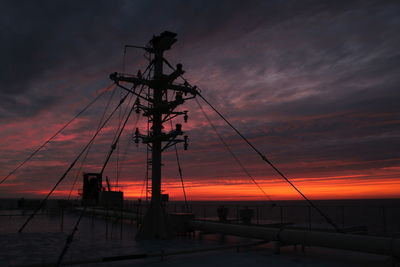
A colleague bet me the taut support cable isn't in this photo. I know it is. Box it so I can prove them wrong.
[100,93,136,176]
[196,98,275,204]
[58,69,153,266]
[174,144,188,210]
[169,119,189,211]
[18,91,131,233]
[57,98,136,267]
[197,94,343,233]
[161,57,342,232]
[68,85,119,200]
[100,80,149,176]
[0,84,115,185]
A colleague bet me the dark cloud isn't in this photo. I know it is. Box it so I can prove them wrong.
[1,0,400,198]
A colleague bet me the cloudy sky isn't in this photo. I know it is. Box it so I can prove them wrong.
[1,0,399,200]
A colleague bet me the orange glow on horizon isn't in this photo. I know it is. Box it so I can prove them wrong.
[25,175,400,201]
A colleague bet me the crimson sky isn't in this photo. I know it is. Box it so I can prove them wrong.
[1,0,399,201]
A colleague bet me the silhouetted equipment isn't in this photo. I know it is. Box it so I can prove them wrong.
[82,173,102,205]
[150,31,177,51]
[0,87,111,186]
[15,30,343,244]
[81,172,123,207]
[240,207,254,224]
[191,221,400,258]
[17,198,44,210]
[169,212,195,235]
[161,194,169,202]
[217,205,229,222]
[105,176,111,192]
[12,30,375,267]
[110,31,198,239]
[99,190,123,208]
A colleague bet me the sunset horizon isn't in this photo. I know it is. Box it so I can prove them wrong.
[1,2,400,266]
[1,0,399,204]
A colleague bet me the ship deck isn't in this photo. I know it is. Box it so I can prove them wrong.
[0,208,396,267]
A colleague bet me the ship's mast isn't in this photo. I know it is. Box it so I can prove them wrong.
[110,31,197,239]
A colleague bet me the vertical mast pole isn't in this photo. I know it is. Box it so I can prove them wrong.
[111,31,196,239]
[135,32,178,239]
[151,49,163,205]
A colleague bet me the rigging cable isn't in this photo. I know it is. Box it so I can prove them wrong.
[116,88,122,187]
[58,67,153,266]
[100,88,139,176]
[196,98,275,204]
[56,204,86,267]
[116,43,127,187]
[163,58,342,232]
[197,94,343,233]
[67,85,119,200]
[0,83,115,185]
[118,66,153,198]
[117,112,140,187]
[101,65,152,178]
[112,90,135,185]
[167,92,189,211]
[172,127,189,211]
[18,90,131,233]
[139,162,147,200]
[115,63,153,189]
[57,89,139,266]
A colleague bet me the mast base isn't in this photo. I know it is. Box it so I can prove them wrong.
[136,201,173,240]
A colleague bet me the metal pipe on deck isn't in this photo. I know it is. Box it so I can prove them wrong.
[190,221,400,257]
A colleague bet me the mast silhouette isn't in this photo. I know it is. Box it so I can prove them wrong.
[110,31,197,239]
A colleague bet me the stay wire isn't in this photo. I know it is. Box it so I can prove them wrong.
[58,91,137,266]
[168,92,189,211]
[117,88,123,186]
[0,84,114,185]
[117,112,140,186]
[67,85,118,200]
[197,94,343,233]
[117,64,153,177]
[111,63,153,187]
[56,205,87,267]
[139,167,147,200]
[172,126,189,211]
[196,98,274,204]
[58,67,153,266]
[18,91,131,233]
[100,87,139,176]
[116,41,127,187]
[111,91,135,185]
[115,70,131,186]
[57,170,109,267]
[119,66,153,199]
[158,56,342,232]
[162,58,338,228]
